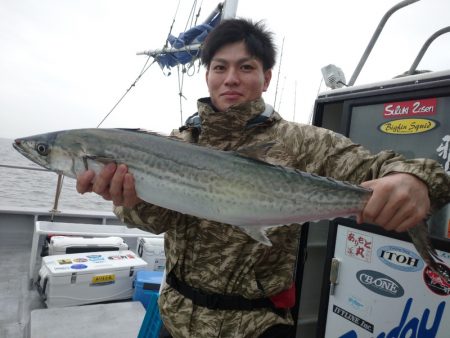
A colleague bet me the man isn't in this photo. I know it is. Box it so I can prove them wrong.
[77,19,450,337]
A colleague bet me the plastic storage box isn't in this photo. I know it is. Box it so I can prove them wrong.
[134,270,164,338]
[138,292,162,338]
[133,270,164,309]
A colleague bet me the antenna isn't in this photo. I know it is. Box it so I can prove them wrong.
[273,36,285,109]
[292,80,297,121]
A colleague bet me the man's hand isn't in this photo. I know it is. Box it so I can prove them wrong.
[357,173,430,232]
[76,163,142,208]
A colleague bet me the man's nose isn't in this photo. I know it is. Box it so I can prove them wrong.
[224,68,240,86]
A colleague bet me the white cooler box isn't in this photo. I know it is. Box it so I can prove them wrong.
[37,250,147,307]
[136,237,165,272]
[47,236,128,255]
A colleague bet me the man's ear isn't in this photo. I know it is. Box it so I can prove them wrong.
[263,69,272,92]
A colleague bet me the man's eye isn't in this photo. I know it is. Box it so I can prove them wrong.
[241,64,254,71]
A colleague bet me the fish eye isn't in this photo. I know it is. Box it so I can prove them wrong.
[36,143,50,156]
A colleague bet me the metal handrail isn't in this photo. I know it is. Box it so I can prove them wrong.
[348,0,421,86]
[0,163,49,172]
[408,26,450,75]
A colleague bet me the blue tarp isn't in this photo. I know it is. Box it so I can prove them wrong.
[155,10,222,70]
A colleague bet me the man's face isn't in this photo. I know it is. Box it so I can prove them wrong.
[205,41,272,112]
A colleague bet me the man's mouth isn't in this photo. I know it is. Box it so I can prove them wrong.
[221,91,242,99]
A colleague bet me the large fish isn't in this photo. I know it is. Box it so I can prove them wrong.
[13,128,447,280]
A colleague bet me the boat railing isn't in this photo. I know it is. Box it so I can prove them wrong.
[0,163,49,172]
[348,0,421,86]
[0,162,119,224]
[408,26,450,75]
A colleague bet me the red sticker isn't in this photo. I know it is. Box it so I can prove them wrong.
[383,98,437,118]
[423,263,450,296]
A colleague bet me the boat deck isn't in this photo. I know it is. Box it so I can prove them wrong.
[0,208,128,338]
[0,207,325,338]
[0,220,44,338]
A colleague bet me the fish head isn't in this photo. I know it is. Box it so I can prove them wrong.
[13,130,88,178]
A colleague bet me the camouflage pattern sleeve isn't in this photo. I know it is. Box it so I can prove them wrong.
[276,121,450,211]
[114,202,194,234]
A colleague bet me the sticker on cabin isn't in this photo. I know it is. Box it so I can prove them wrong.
[337,298,445,338]
[356,270,404,298]
[383,98,437,118]
[377,245,423,272]
[423,263,450,296]
[332,304,374,333]
[346,295,372,317]
[378,118,438,135]
[436,134,450,174]
[345,230,373,262]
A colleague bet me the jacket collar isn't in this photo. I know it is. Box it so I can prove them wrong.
[181,97,279,149]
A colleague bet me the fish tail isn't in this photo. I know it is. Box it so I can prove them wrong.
[407,221,449,283]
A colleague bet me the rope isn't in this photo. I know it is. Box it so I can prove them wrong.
[184,0,198,32]
[194,0,203,25]
[173,0,205,125]
[96,57,156,128]
[28,0,203,213]
[177,65,188,125]
[164,0,182,48]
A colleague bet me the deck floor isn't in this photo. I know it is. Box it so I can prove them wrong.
[0,230,45,338]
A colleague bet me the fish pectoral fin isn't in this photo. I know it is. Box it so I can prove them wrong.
[82,155,116,170]
[238,226,273,246]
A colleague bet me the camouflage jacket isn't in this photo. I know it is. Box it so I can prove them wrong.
[115,98,450,338]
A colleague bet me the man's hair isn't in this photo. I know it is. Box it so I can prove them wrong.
[201,18,276,71]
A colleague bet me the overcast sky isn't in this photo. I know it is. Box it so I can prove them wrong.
[1,0,449,139]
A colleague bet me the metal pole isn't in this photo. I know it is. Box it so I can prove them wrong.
[408,26,450,75]
[136,44,202,57]
[50,174,64,220]
[222,0,238,20]
[348,0,421,86]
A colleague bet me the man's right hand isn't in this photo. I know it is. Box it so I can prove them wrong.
[76,163,142,208]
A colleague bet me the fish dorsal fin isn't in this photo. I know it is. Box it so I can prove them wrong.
[116,128,165,136]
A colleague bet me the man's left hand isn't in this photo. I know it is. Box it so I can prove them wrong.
[357,173,430,232]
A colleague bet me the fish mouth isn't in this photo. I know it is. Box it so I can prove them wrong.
[12,139,50,170]
[12,139,26,156]
[12,139,32,159]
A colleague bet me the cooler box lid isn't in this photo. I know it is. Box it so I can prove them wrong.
[42,250,147,276]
